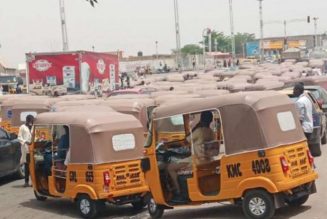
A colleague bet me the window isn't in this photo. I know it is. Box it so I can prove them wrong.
[112,134,136,151]
[34,125,52,142]
[170,115,184,126]
[20,111,38,122]
[277,111,296,132]
[156,116,185,133]
[189,110,222,160]
[155,115,186,144]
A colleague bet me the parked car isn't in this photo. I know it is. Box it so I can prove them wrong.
[0,128,24,179]
[280,89,324,156]
[304,85,327,144]
[304,85,327,110]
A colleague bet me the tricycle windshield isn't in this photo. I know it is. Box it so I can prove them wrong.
[155,114,186,144]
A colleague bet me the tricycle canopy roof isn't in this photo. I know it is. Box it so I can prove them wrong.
[54,105,114,113]
[152,91,305,155]
[1,96,52,106]
[11,102,52,126]
[52,99,106,110]
[57,94,96,101]
[1,98,54,121]
[35,111,145,164]
[104,98,155,130]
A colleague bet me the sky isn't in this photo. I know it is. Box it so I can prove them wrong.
[0,0,326,67]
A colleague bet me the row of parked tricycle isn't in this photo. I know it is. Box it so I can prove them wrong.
[0,91,319,219]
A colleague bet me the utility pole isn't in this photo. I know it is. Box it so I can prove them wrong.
[283,20,287,50]
[208,31,212,53]
[173,0,182,71]
[202,28,210,71]
[258,0,264,63]
[59,0,69,51]
[155,41,159,59]
[229,0,236,68]
[313,17,319,48]
[214,38,218,52]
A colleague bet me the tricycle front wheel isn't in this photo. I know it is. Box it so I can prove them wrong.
[34,191,47,201]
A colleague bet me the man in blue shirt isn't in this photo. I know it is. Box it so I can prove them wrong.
[57,126,70,161]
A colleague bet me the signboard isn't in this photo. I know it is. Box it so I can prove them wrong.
[46,76,57,85]
[246,41,259,57]
[287,40,306,48]
[263,40,284,49]
[27,53,80,88]
[81,52,119,86]
[109,64,116,90]
[63,66,76,88]
[27,51,119,93]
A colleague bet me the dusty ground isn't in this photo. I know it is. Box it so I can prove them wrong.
[0,145,326,219]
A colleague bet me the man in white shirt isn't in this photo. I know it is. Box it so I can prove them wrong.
[293,83,313,139]
[18,115,34,187]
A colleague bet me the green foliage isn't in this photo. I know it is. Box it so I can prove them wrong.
[201,31,255,54]
[234,32,256,54]
[181,44,203,55]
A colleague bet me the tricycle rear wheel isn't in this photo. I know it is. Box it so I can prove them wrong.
[77,194,98,219]
[148,197,164,219]
[242,189,275,219]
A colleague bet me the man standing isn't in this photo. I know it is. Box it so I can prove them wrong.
[293,83,313,140]
[192,56,196,70]
[18,115,34,187]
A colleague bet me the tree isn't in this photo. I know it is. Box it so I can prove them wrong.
[201,30,255,55]
[86,0,98,7]
[201,31,231,53]
[234,32,256,55]
[181,44,203,55]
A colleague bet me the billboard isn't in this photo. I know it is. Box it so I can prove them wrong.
[27,51,119,93]
[263,40,283,49]
[27,53,80,87]
[287,40,306,48]
[246,41,259,57]
[80,52,119,93]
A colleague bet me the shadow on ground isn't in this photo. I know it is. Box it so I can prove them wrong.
[20,198,147,219]
[0,175,21,186]
[161,203,311,219]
